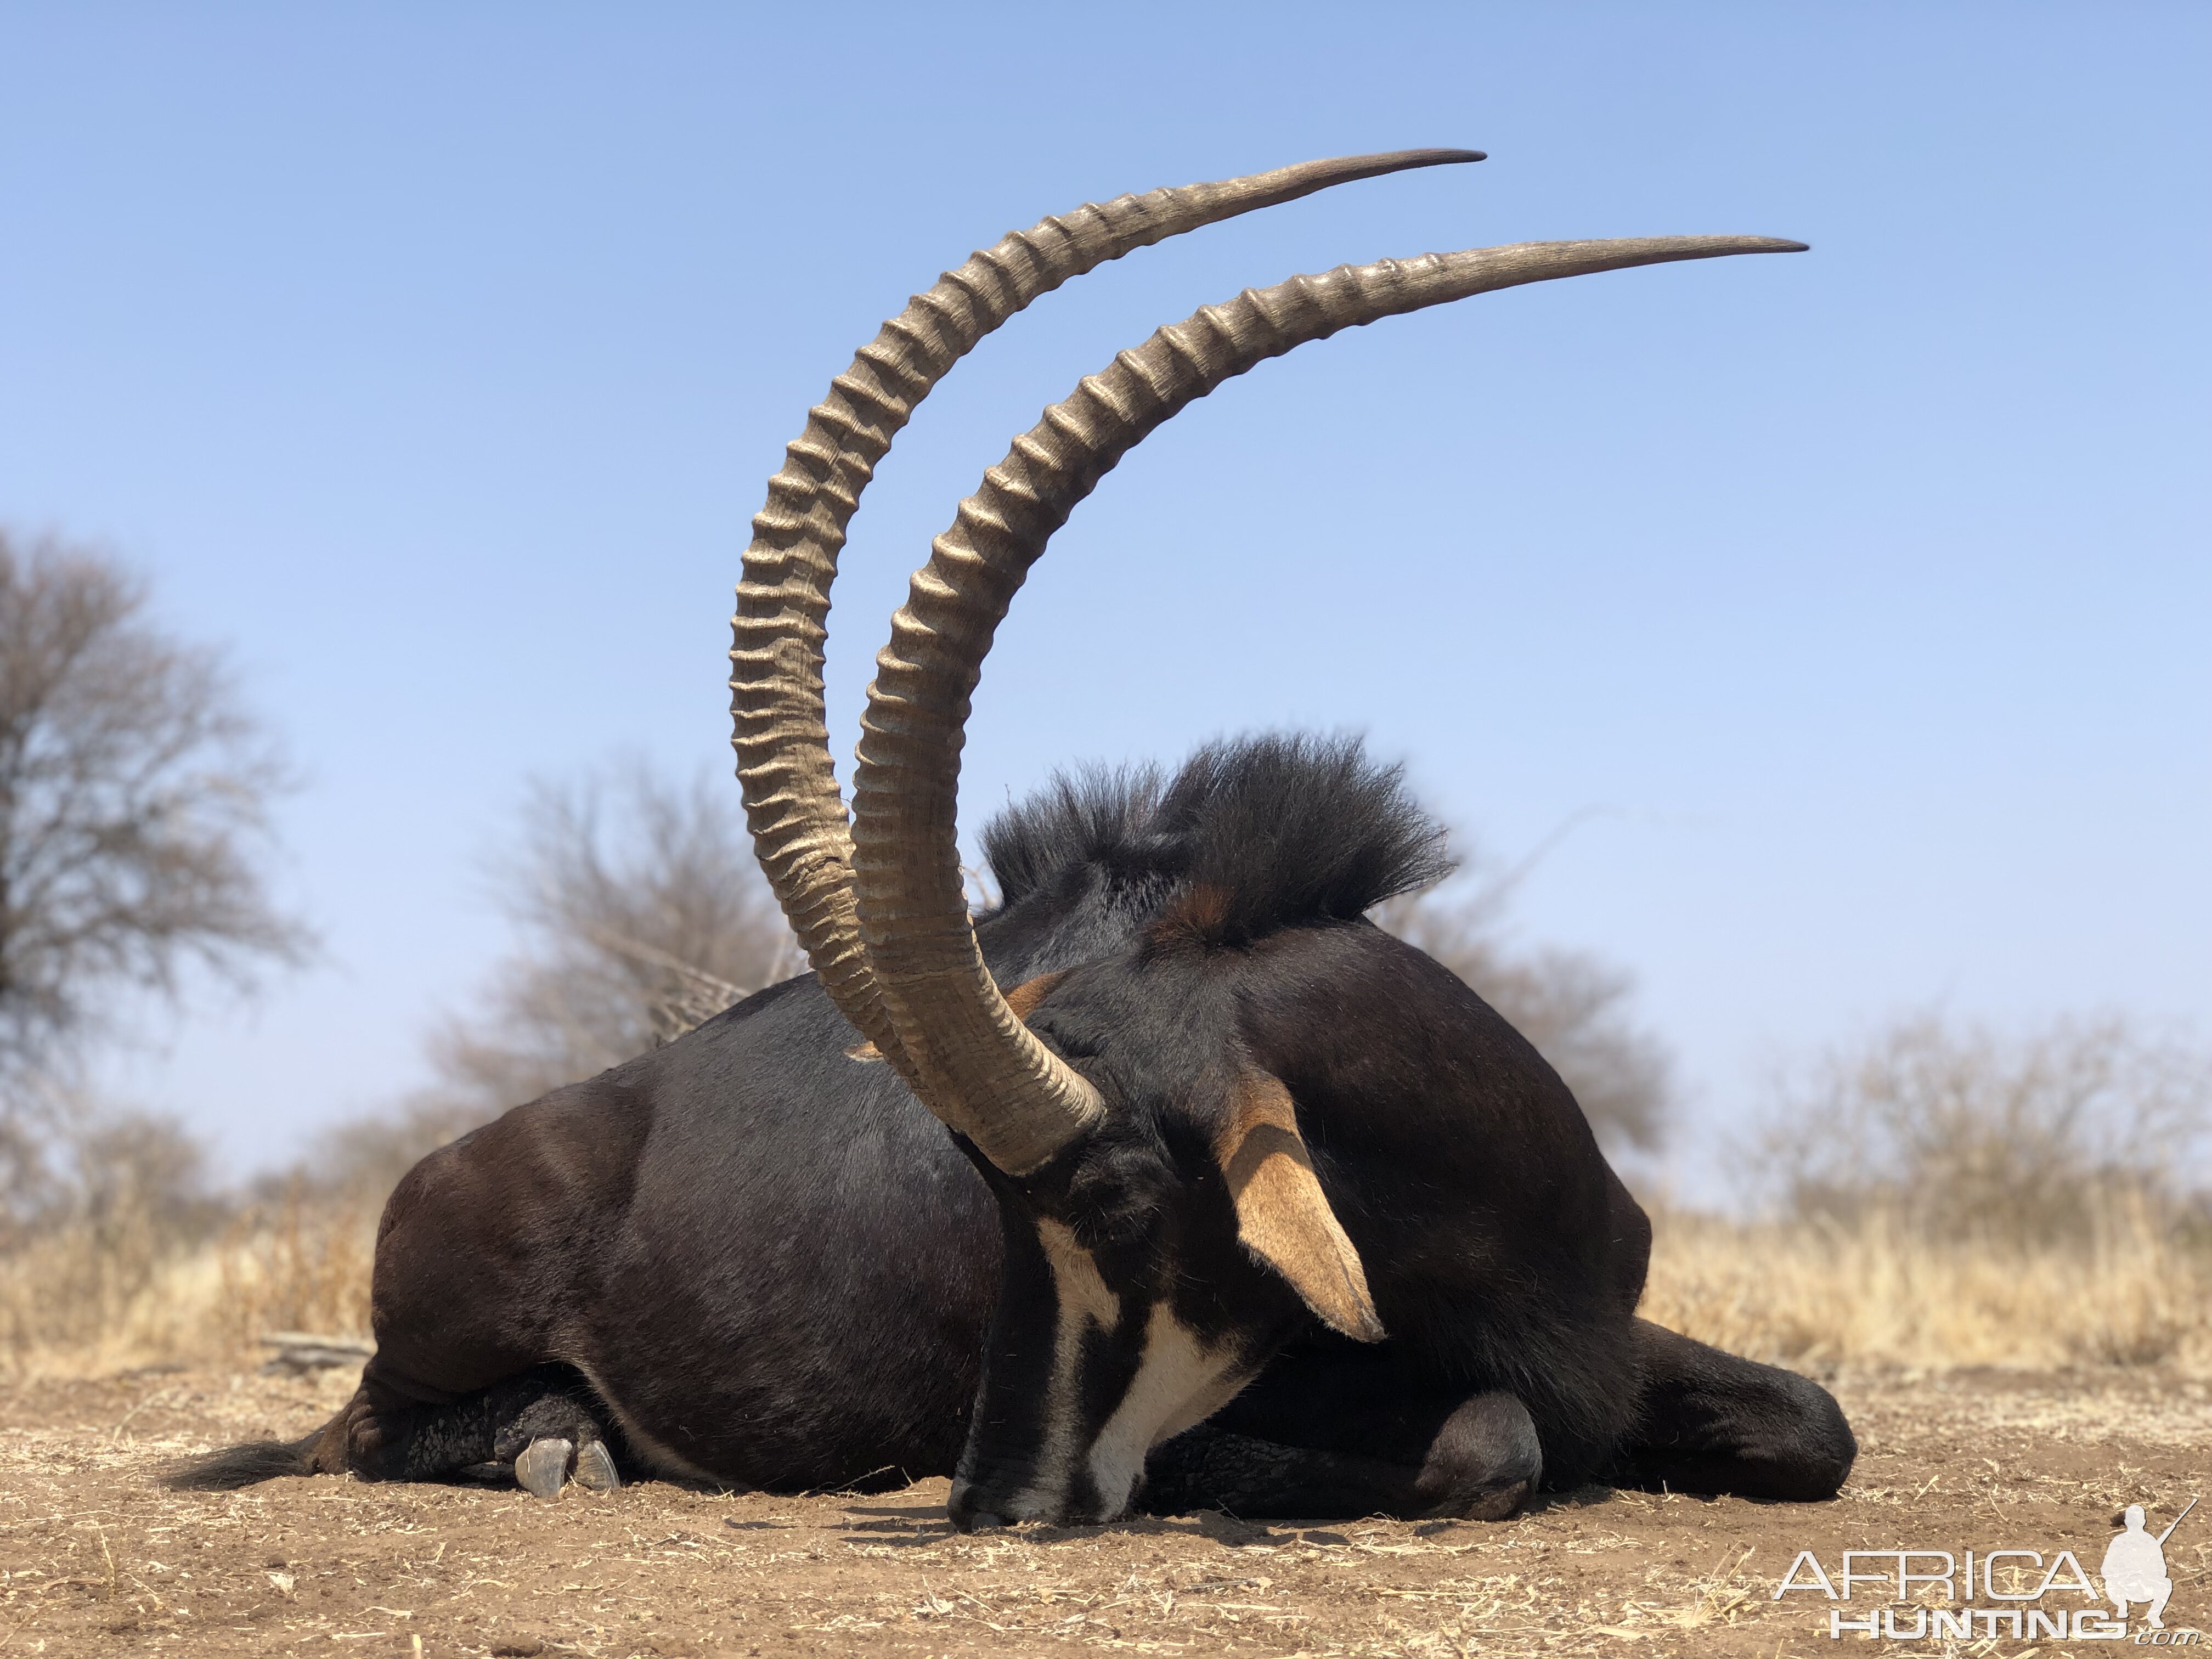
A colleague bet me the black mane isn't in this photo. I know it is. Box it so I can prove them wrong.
[981,733,1452,946]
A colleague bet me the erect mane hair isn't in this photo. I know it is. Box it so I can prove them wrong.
[981,733,1452,946]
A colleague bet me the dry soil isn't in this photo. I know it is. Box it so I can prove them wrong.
[2,1362,2205,1657]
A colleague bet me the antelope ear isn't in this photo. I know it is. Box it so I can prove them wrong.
[1216,1068,1385,1342]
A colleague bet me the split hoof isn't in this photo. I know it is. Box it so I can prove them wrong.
[515,1437,573,1500]
[573,1440,621,1493]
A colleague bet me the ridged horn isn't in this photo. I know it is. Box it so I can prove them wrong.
[850,233,1807,1173]
[729,150,1483,1089]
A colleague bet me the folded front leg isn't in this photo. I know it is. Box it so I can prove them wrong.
[1142,1344,1541,1521]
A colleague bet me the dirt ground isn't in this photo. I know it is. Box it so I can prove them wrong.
[2,1363,2204,1658]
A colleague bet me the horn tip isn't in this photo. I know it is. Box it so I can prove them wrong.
[1330,146,1486,181]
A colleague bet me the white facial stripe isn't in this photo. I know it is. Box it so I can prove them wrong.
[1084,1301,1254,1520]
[1012,1218,1121,1521]
[1014,1221,1258,1523]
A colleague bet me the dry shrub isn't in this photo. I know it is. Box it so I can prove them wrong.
[0,1187,373,1379]
[1753,1012,2209,1247]
[1642,1196,2212,1374]
[213,1186,375,1347]
[0,1108,233,1371]
[1675,1011,2212,1374]
[0,1204,178,1363]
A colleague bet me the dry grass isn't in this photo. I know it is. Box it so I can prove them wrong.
[0,1188,373,1379]
[1642,1199,2212,1374]
[3,1194,2207,1382]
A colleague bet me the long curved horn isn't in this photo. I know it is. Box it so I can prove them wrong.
[850,233,1807,1173]
[729,150,1483,1087]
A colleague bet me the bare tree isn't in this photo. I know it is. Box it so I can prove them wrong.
[65,1107,223,1240]
[1753,1012,2212,1245]
[1378,877,1673,1156]
[0,531,307,1094]
[437,760,800,1095]
[0,1053,223,1245]
[304,761,798,1202]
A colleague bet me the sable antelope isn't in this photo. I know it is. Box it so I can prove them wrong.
[174,150,1855,1526]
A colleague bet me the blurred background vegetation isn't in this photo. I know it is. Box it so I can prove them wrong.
[3,529,2207,1376]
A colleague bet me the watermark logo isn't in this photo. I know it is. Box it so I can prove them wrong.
[1774,1496,2199,1643]
[2107,1501,2190,1630]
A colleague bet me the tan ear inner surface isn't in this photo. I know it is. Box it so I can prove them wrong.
[1217,1069,1385,1344]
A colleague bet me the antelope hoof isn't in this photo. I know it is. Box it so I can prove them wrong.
[573,1440,621,1493]
[515,1437,573,1500]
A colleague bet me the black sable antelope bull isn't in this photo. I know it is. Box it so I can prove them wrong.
[177,150,1855,1526]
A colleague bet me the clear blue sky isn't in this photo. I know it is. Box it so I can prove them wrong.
[3,4,2205,1197]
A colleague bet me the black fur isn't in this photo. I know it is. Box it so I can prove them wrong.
[982,733,1453,944]
[165,1429,321,1490]
[981,760,1173,908]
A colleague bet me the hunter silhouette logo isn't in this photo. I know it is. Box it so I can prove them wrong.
[2106,1500,2194,1632]
[1775,1493,2200,1641]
